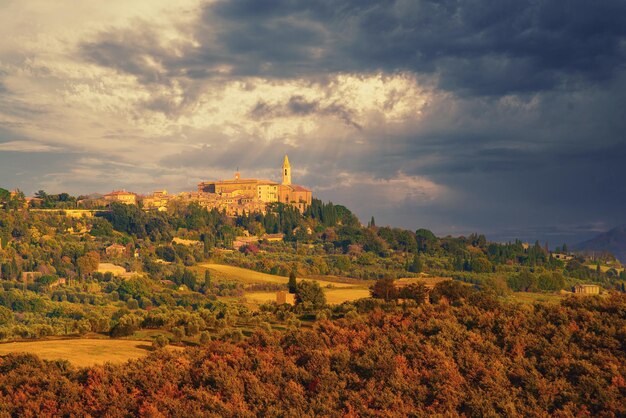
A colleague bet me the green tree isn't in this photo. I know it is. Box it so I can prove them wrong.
[537,272,565,291]
[199,331,211,345]
[415,228,438,254]
[0,306,13,325]
[90,218,114,237]
[469,257,492,273]
[110,314,141,337]
[408,254,423,273]
[295,280,326,309]
[288,270,297,294]
[430,280,474,303]
[126,298,139,310]
[370,278,398,301]
[152,335,169,349]
[204,269,212,288]
[171,326,185,343]
[507,270,537,292]
[399,282,428,304]
[76,251,100,278]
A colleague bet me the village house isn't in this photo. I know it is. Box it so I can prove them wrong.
[21,271,42,282]
[553,253,574,261]
[106,243,127,258]
[141,190,173,211]
[233,235,259,250]
[276,290,287,304]
[104,190,137,205]
[262,233,284,242]
[573,284,601,295]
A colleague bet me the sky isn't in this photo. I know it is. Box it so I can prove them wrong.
[1,0,625,245]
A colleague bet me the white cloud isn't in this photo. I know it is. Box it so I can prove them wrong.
[0,140,60,152]
[0,0,436,166]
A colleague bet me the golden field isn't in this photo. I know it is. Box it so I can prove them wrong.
[199,263,358,288]
[199,263,373,305]
[0,338,163,368]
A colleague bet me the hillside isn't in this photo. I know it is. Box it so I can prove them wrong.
[574,225,626,263]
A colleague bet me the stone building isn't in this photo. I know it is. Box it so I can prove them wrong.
[553,253,574,261]
[106,244,127,258]
[195,155,312,215]
[104,190,137,205]
[141,190,173,211]
[276,290,287,304]
[573,284,601,295]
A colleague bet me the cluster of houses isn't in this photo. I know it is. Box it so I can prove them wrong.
[70,155,312,216]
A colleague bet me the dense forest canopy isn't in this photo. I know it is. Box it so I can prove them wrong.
[1,295,625,416]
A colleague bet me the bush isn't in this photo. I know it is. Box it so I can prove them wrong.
[152,335,169,349]
[110,314,141,337]
[430,280,475,303]
[171,326,185,343]
[199,331,211,345]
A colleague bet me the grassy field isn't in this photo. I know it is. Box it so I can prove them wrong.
[396,276,451,286]
[199,263,373,305]
[324,288,372,304]
[199,263,361,288]
[584,264,624,273]
[245,288,372,305]
[0,338,168,367]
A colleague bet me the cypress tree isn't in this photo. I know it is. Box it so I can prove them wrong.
[288,270,297,294]
[204,269,211,289]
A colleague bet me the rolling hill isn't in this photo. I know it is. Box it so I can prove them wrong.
[574,225,626,263]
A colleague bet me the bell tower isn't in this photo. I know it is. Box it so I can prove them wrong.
[282,154,291,185]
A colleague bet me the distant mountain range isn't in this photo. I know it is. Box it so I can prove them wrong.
[573,225,626,263]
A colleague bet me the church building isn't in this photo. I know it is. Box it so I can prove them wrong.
[196,155,312,214]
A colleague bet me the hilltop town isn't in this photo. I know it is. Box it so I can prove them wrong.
[13,155,312,215]
[1,154,626,416]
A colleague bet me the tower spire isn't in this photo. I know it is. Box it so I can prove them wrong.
[282,154,291,185]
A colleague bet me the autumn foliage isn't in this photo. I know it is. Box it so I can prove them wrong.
[1,294,625,416]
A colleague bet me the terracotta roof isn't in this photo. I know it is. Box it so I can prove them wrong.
[290,185,311,192]
[105,190,136,196]
[200,179,278,185]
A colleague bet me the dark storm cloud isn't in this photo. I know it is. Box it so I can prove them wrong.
[80,0,626,96]
[72,0,626,243]
[248,95,361,128]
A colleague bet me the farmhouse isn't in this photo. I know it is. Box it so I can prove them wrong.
[104,190,137,205]
[553,253,574,261]
[106,244,127,257]
[21,271,42,282]
[573,284,601,295]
